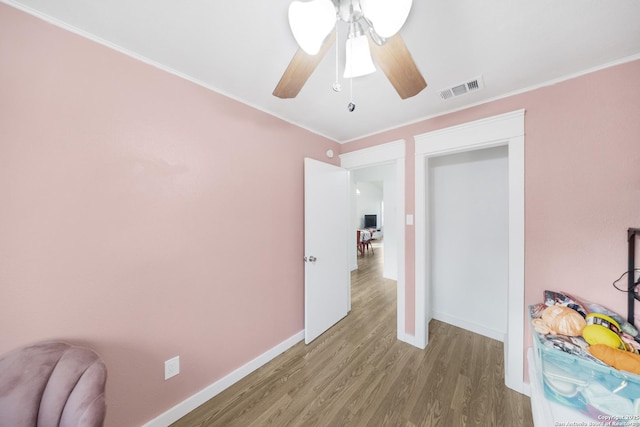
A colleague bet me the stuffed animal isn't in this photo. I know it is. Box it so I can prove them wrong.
[589,344,640,375]
[532,305,587,336]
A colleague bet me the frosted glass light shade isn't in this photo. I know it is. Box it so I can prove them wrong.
[288,0,336,55]
[343,34,376,78]
[360,0,412,38]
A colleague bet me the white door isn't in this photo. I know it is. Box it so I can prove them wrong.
[304,157,350,344]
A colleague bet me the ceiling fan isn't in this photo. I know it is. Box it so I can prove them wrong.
[273,0,427,100]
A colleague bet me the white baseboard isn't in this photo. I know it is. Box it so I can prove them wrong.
[433,312,505,343]
[397,332,414,346]
[397,331,427,349]
[142,330,305,427]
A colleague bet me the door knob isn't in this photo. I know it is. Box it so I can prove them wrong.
[308,256,317,262]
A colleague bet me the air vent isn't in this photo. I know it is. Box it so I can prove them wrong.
[439,76,484,100]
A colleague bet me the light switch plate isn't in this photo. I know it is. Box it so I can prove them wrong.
[164,356,180,380]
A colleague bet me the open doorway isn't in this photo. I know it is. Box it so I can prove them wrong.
[340,140,408,343]
[354,179,383,267]
[429,146,509,341]
[414,109,526,394]
[351,164,397,280]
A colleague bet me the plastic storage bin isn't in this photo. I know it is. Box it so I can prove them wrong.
[531,315,640,424]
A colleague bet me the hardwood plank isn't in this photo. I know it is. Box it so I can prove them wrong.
[171,241,533,427]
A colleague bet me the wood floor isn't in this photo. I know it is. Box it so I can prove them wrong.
[172,241,533,427]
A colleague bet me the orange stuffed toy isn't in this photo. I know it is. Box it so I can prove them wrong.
[589,344,640,375]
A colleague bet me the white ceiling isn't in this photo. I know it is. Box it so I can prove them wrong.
[5,0,640,143]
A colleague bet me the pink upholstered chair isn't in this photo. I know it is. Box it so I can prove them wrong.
[0,341,107,427]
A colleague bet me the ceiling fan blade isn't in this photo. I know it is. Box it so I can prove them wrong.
[273,29,336,99]
[368,34,427,99]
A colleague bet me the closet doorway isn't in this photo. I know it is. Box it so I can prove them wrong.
[429,146,508,341]
[415,110,526,394]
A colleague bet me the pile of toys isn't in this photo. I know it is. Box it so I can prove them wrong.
[531,291,640,419]
[531,290,640,374]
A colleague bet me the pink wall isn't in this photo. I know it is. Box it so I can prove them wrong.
[0,5,339,426]
[343,58,640,380]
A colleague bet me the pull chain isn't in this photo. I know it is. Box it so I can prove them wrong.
[332,20,342,92]
[348,77,355,112]
[347,24,355,112]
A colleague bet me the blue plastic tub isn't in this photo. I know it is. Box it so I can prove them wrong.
[531,313,640,424]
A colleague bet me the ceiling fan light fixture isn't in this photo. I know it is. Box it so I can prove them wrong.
[274,0,426,99]
[360,0,412,39]
[288,0,336,55]
[343,33,375,78]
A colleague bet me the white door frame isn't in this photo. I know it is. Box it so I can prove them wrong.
[340,140,410,343]
[414,109,526,394]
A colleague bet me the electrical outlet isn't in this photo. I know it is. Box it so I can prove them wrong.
[164,356,180,380]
